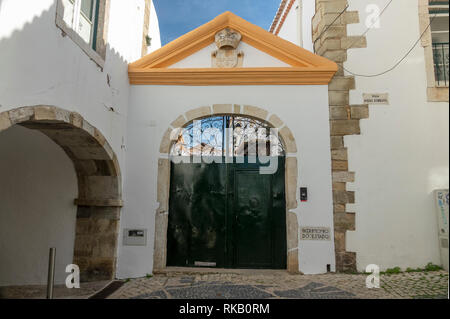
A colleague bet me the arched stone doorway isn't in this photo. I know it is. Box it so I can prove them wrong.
[154,105,300,273]
[0,106,122,282]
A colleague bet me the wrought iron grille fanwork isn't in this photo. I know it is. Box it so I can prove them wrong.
[170,115,285,157]
[433,42,449,86]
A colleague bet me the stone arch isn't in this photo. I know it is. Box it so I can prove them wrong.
[0,105,122,281]
[154,104,300,273]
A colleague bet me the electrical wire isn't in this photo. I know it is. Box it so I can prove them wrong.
[313,4,349,45]
[342,12,438,77]
[342,0,394,52]
[314,0,438,78]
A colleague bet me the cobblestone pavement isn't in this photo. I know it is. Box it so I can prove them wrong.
[108,270,449,299]
[0,280,111,299]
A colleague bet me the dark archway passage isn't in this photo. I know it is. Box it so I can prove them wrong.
[0,106,122,282]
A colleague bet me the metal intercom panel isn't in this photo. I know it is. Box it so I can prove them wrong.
[123,229,147,246]
[434,189,449,271]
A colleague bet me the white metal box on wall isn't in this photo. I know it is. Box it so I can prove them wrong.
[434,189,449,271]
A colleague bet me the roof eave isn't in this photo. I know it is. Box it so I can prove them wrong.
[128,67,337,86]
[129,11,336,70]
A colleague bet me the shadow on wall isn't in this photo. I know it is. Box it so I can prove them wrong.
[0,0,130,116]
[0,1,130,286]
[0,125,78,286]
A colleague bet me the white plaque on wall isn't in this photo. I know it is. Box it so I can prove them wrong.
[363,93,389,105]
[300,227,331,241]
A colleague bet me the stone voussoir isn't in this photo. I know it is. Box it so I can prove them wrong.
[159,128,173,154]
[185,106,212,122]
[0,112,12,131]
[268,114,284,128]
[213,104,232,114]
[285,157,298,210]
[33,105,57,121]
[280,126,298,153]
[170,115,187,128]
[243,105,269,120]
[70,112,84,128]
[8,107,34,124]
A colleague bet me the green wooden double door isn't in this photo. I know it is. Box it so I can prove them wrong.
[167,157,287,269]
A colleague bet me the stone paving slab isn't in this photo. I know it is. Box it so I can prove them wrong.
[1,270,446,299]
[108,270,449,299]
[0,280,111,299]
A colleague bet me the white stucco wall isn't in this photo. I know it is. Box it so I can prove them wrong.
[148,0,161,53]
[277,0,301,46]
[0,126,77,286]
[276,0,315,52]
[118,84,335,278]
[301,0,315,52]
[0,0,148,170]
[343,0,449,271]
[108,0,146,63]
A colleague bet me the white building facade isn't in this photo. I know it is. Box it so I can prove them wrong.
[0,2,339,285]
[272,0,449,272]
[0,0,161,285]
[120,12,341,278]
[0,0,448,287]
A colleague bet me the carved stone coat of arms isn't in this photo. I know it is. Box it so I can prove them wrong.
[211,28,244,68]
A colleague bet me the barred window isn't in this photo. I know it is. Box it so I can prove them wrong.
[429,0,449,87]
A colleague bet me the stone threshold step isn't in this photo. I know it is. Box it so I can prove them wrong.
[153,267,298,277]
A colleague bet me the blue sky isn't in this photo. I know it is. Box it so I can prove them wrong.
[153,0,281,45]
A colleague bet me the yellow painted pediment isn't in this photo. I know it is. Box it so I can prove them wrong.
[128,11,337,85]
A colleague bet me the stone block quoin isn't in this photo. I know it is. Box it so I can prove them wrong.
[313,0,368,272]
